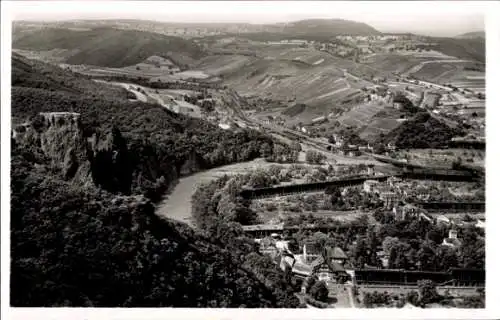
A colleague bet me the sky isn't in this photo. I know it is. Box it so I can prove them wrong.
[6,1,486,37]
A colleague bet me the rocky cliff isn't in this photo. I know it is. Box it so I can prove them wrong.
[12,112,134,193]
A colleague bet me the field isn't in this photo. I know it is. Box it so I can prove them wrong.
[217,57,364,121]
[195,54,257,75]
[361,53,425,75]
[13,48,79,64]
[334,101,403,140]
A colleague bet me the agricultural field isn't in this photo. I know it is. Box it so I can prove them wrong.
[361,53,425,75]
[13,48,79,64]
[359,118,405,141]
[195,54,257,75]
[219,57,364,122]
[334,101,403,140]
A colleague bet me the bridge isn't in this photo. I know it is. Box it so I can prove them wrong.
[354,268,485,287]
[240,174,392,199]
[240,168,480,200]
[242,223,368,238]
[412,201,485,211]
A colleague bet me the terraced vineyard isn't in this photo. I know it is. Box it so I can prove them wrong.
[336,101,388,127]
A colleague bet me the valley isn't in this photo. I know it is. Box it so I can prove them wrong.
[9,15,486,310]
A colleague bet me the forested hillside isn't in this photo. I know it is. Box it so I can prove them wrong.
[433,37,485,63]
[13,27,206,67]
[10,54,300,307]
[379,112,465,149]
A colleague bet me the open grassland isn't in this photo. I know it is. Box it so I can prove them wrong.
[361,53,424,75]
[336,101,389,127]
[195,54,257,75]
[359,118,404,141]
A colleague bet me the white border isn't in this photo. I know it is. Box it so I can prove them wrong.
[2,1,500,319]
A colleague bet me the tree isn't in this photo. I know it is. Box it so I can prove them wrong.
[305,150,326,164]
[435,245,458,271]
[405,290,420,306]
[288,238,300,253]
[305,276,317,293]
[382,237,400,256]
[310,281,329,303]
[417,242,437,271]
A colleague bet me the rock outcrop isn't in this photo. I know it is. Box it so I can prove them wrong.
[12,112,133,193]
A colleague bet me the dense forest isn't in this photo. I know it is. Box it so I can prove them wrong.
[10,54,300,307]
[379,112,465,149]
[12,53,276,200]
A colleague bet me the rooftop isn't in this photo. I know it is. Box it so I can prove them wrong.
[325,246,348,260]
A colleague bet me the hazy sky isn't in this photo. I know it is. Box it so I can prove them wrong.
[7,1,486,37]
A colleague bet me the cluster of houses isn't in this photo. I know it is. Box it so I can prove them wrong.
[362,177,486,229]
[256,235,354,284]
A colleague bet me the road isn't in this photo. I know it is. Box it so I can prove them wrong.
[94,80,148,102]
[347,285,356,308]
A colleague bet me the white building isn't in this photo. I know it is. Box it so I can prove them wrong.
[363,180,379,193]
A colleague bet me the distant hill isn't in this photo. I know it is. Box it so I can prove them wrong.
[432,37,485,63]
[456,31,485,39]
[281,19,381,37]
[13,27,206,68]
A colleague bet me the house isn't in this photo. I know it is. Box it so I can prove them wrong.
[303,243,321,263]
[364,180,380,193]
[442,229,462,248]
[310,248,351,283]
[218,123,231,130]
[341,145,360,157]
[436,215,451,226]
[375,186,399,209]
[393,102,404,110]
[387,142,397,151]
[376,251,389,268]
[392,204,423,221]
[475,219,485,229]
[387,176,402,187]
[325,246,348,265]
[331,134,344,147]
[311,116,327,125]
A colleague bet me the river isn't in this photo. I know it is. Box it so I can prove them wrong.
[155,158,285,226]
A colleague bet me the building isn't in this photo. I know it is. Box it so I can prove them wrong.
[392,204,422,221]
[364,180,380,193]
[436,215,451,226]
[325,246,348,265]
[476,219,485,229]
[311,116,327,125]
[307,246,350,283]
[442,229,462,248]
[387,176,402,187]
[376,187,399,209]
